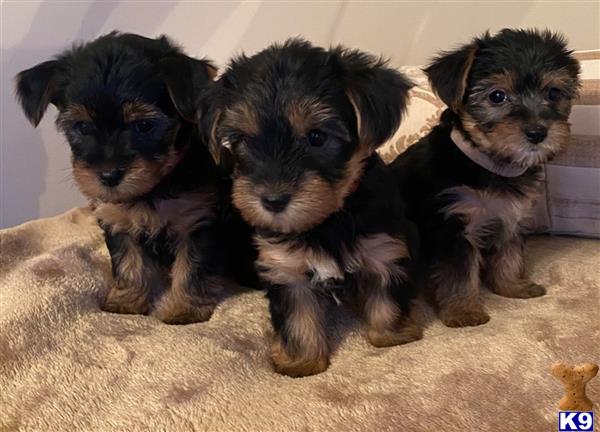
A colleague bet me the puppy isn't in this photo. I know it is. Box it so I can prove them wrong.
[206,39,421,377]
[390,29,581,327]
[16,32,255,324]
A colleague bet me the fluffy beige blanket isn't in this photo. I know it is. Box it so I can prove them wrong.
[1,208,599,431]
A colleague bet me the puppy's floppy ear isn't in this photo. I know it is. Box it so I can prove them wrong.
[336,48,413,150]
[159,53,217,123]
[15,60,62,127]
[424,42,478,111]
[202,106,225,165]
[195,83,226,165]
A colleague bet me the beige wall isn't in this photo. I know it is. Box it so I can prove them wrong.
[1,0,598,227]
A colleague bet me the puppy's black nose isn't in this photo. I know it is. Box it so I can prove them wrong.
[261,193,291,213]
[524,125,547,144]
[98,169,125,187]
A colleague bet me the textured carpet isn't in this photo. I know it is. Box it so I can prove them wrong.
[1,208,599,432]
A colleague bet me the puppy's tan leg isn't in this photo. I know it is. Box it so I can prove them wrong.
[102,233,157,315]
[267,283,329,377]
[360,277,423,348]
[484,236,546,298]
[151,238,219,324]
[434,240,490,327]
[351,234,422,347]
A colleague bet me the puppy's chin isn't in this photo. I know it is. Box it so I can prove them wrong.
[72,150,181,203]
[461,115,571,168]
[232,175,345,234]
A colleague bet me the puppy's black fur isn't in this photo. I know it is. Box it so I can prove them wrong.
[207,39,421,377]
[16,32,256,324]
[390,29,580,327]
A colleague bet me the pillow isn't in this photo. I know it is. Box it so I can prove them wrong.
[378,66,445,164]
[543,50,599,238]
[377,52,600,238]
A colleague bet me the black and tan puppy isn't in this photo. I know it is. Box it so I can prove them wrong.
[206,39,421,376]
[16,32,255,324]
[390,29,581,327]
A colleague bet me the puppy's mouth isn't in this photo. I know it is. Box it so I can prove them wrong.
[463,116,571,168]
[509,122,570,166]
[231,154,367,233]
[71,150,182,203]
[72,162,139,203]
[231,176,346,234]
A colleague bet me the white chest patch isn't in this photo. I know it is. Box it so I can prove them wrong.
[256,233,409,288]
[305,251,344,283]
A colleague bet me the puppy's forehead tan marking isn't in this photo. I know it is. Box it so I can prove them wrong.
[63,103,94,122]
[224,102,260,136]
[480,71,517,92]
[287,98,334,136]
[540,69,576,90]
[122,101,162,122]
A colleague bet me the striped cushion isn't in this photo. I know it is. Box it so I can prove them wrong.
[378,50,600,238]
[542,50,599,237]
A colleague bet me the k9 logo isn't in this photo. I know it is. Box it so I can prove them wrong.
[558,412,594,432]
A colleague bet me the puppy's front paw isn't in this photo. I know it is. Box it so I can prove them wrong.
[440,306,490,328]
[525,282,547,297]
[367,322,423,347]
[151,295,215,324]
[271,337,329,378]
[497,282,546,299]
[101,285,150,315]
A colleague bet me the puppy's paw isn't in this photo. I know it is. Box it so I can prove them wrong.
[367,322,423,347]
[497,282,547,299]
[151,295,215,325]
[440,306,490,328]
[101,285,150,315]
[271,338,329,378]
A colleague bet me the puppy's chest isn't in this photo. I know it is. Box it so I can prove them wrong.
[256,233,408,288]
[94,190,217,239]
[439,182,541,241]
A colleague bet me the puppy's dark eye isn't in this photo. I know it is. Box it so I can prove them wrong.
[307,130,328,147]
[489,90,507,104]
[133,120,154,134]
[74,121,94,136]
[548,87,562,102]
